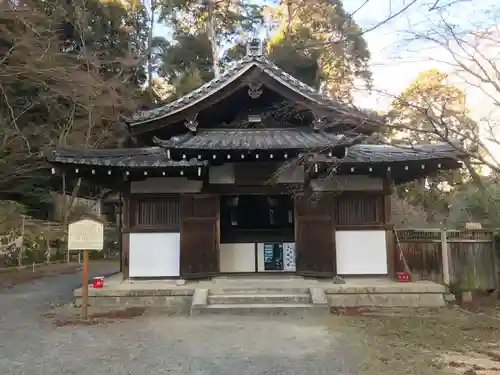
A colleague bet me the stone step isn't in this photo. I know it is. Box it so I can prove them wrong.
[210,287,311,295]
[212,276,306,282]
[191,303,329,317]
[208,293,311,305]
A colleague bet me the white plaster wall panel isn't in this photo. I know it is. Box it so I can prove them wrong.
[311,175,384,191]
[335,231,388,275]
[219,243,255,272]
[129,232,180,277]
[275,162,304,183]
[257,243,265,271]
[131,178,202,193]
[209,164,235,184]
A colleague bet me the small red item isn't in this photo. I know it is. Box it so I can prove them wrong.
[396,272,410,282]
[92,276,104,288]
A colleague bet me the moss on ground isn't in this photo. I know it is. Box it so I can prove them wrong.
[329,307,500,375]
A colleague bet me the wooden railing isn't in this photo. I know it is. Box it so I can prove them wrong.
[395,229,498,290]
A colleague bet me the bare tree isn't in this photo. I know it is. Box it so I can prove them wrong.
[0,0,143,222]
[389,17,500,172]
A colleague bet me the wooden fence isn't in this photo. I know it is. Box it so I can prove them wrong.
[395,229,498,290]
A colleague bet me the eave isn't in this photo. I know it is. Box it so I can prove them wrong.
[310,143,466,184]
[46,147,208,184]
[44,143,465,187]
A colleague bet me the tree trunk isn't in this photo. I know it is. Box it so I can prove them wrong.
[147,0,155,99]
[463,159,490,224]
[284,0,292,37]
[205,0,220,78]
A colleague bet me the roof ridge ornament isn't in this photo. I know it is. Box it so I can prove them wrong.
[248,81,262,99]
[312,112,327,132]
[246,38,263,57]
[185,113,199,133]
[243,70,263,99]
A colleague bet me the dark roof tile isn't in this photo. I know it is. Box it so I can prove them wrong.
[341,143,463,163]
[153,128,359,151]
[47,147,206,168]
[128,56,374,126]
[46,143,463,170]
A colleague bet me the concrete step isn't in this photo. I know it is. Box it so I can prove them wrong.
[210,287,311,295]
[191,303,329,317]
[208,293,311,305]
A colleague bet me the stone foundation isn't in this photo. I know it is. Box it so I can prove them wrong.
[324,281,446,307]
[74,277,447,315]
[74,288,193,315]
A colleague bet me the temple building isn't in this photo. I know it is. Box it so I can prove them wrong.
[47,41,463,280]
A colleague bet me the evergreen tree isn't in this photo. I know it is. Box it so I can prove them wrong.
[154,0,371,102]
[265,0,371,101]
[389,69,481,225]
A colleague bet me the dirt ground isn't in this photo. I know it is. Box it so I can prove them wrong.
[0,260,121,289]
[44,303,500,375]
[0,263,84,289]
[329,306,500,375]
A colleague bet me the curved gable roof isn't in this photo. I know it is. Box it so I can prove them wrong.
[126,55,381,133]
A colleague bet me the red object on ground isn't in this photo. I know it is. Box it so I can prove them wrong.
[92,276,104,288]
[396,272,410,282]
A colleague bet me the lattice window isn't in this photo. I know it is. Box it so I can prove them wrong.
[135,198,180,227]
[335,194,382,224]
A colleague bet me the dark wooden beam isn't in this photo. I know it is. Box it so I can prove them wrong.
[121,184,131,280]
[202,183,298,195]
[52,165,208,185]
[169,148,303,163]
[383,178,395,279]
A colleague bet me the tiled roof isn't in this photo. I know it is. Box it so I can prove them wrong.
[47,147,206,168]
[127,55,375,127]
[343,143,463,163]
[153,129,359,151]
[46,143,463,169]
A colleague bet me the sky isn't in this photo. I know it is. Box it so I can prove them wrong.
[339,0,499,109]
[151,0,499,115]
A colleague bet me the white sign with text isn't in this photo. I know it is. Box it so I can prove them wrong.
[68,218,104,251]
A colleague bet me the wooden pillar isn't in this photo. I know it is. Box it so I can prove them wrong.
[441,229,450,285]
[383,178,395,279]
[121,184,131,280]
[386,229,396,279]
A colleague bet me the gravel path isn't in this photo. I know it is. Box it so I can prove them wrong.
[0,265,356,375]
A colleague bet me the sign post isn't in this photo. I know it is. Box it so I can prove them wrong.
[68,217,104,320]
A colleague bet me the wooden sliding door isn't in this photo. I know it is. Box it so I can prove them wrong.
[295,194,336,277]
[180,195,220,279]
